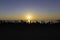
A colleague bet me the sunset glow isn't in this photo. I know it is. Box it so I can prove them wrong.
[0,0,60,20]
[26,15,32,22]
[27,15,31,20]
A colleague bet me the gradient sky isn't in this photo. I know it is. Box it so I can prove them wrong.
[0,0,60,20]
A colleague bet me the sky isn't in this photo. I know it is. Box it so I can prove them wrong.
[0,0,60,20]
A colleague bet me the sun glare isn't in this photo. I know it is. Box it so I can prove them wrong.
[26,15,32,23]
[27,15,31,19]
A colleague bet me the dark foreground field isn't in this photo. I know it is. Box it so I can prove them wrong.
[0,22,60,40]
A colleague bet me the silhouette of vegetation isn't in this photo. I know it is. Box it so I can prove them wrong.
[0,20,60,27]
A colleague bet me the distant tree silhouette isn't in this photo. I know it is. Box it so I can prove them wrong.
[35,21,40,24]
[20,20,27,24]
[41,21,45,24]
[57,20,60,23]
[0,20,60,24]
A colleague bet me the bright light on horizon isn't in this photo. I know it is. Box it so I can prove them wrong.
[26,15,32,23]
[27,15,31,19]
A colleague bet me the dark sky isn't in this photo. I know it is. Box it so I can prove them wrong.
[0,0,60,20]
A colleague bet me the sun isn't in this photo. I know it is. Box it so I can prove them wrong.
[27,15,31,19]
[26,15,31,23]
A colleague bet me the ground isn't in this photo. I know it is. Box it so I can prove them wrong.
[0,23,60,40]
